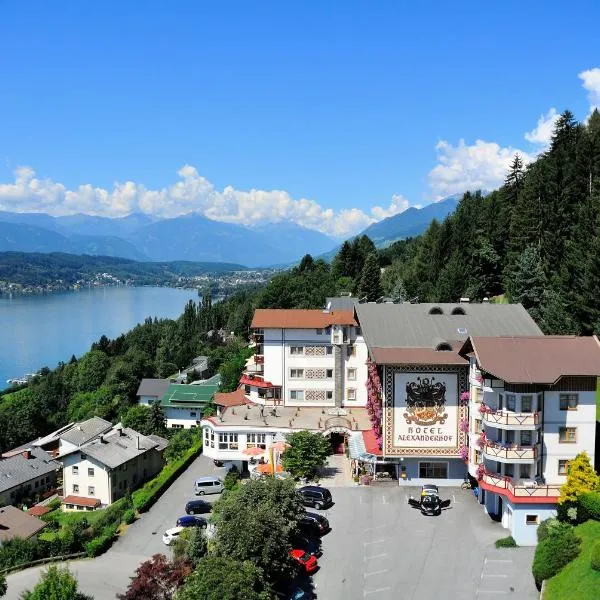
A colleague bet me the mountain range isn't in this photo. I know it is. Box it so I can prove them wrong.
[0,196,459,266]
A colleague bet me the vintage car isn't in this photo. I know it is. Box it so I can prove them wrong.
[409,485,451,516]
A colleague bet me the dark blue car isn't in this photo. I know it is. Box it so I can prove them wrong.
[176,515,207,528]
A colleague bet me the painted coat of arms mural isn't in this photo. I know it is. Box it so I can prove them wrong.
[404,377,448,426]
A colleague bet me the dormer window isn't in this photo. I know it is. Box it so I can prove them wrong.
[435,342,453,351]
[451,306,466,315]
[429,306,444,315]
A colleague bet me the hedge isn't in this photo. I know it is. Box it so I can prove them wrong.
[123,509,136,524]
[579,492,600,522]
[133,440,203,512]
[591,541,600,572]
[537,518,574,543]
[86,523,119,557]
[532,522,581,589]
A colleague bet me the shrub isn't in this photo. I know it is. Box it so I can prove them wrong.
[579,491,600,522]
[46,498,61,512]
[591,541,600,571]
[532,523,581,589]
[537,517,574,542]
[123,509,135,525]
[0,537,41,569]
[223,466,240,491]
[495,536,517,548]
[95,500,125,531]
[86,523,119,557]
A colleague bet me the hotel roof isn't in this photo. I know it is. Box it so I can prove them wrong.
[355,303,543,364]
[251,309,357,329]
[464,336,600,384]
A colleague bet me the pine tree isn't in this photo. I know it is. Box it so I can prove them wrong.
[505,246,546,314]
[147,401,167,436]
[357,252,383,302]
[559,452,600,504]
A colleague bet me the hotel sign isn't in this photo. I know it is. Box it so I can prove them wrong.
[392,372,459,453]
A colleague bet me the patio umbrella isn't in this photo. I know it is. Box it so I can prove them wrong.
[243,447,266,457]
[270,441,289,453]
[256,463,283,475]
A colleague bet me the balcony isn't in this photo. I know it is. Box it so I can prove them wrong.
[480,405,540,429]
[479,469,561,503]
[482,440,538,463]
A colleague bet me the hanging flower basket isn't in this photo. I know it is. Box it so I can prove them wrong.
[459,419,469,433]
[458,445,469,461]
[460,391,470,404]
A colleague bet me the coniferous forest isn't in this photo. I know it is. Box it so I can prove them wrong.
[1,110,598,452]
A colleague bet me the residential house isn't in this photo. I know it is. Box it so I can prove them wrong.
[58,416,113,455]
[57,425,168,510]
[0,447,60,507]
[461,335,600,545]
[0,505,47,544]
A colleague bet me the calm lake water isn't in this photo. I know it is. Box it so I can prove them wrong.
[0,286,200,388]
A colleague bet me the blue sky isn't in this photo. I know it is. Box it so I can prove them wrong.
[1,1,599,237]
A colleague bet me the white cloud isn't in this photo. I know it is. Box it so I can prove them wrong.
[0,165,410,238]
[524,108,559,148]
[579,68,600,111]
[428,139,532,199]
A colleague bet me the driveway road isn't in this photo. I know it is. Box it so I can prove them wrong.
[5,454,224,600]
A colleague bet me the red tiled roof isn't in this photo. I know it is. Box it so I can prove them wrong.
[27,506,50,517]
[62,495,101,508]
[214,388,249,407]
[239,375,279,389]
[465,336,600,384]
[251,309,357,329]
[362,430,382,456]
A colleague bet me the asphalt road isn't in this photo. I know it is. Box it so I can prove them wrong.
[5,454,225,600]
[312,485,538,600]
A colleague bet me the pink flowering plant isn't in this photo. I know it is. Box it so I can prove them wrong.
[366,360,383,448]
[476,462,485,480]
[459,418,469,433]
[477,430,487,448]
[460,391,470,405]
[459,445,469,460]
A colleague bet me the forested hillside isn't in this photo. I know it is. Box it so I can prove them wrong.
[380,110,600,335]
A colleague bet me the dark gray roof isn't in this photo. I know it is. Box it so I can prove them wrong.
[326,296,358,311]
[59,417,113,447]
[136,378,171,398]
[0,447,59,494]
[355,303,543,350]
[59,426,168,469]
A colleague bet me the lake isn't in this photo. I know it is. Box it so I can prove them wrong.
[0,286,200,388]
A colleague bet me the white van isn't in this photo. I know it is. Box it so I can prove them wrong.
[194,476,224,495]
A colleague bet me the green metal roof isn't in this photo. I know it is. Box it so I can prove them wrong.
[160,374,221,408]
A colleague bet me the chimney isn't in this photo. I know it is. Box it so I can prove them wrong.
[22,449,31,459]
[136,436,140,450]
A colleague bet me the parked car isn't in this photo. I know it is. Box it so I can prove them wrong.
[421,484,439,497]
[185,499,212,514]
[408,485,451,516]
[176,515,207,528]
[298,512,330,535]
[289,549,318,574]
[297,486,332,510]
[194,476,224,495]
[291,534,322,557]
[162,526,185,545]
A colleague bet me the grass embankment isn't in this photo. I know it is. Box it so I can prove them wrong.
[544,520,600,600]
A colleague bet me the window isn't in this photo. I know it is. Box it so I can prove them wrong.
[72,484,79,493]
[506,394,516,411]
[347,388,356,401]
[290,346,304,355]
[66,504,74,509]
[204,428,215,448]
[88,468,94,477]
[560,394,579,411]
[347,368,357,381]
[520,430,532,446]
[558,459,570,475]
[218,433,239,450]
[498,394,503,410]
[289,390,305,401]
[290,369,304,379]
[419,462,448,478]
[171,424,184,429]
[521,395,533,413]
[80,453,87,460]
[325,327,332,335]
[347,345,356,357]
[73,466,79,475]
[474,419,483,433]
[247,433,266,449]
[34,480,39,488]
[505,429,515,444]
[326,390,333,400]
[326,345,333,355]
[316,329,323,335]
[355,327,361,336]
[88,486,95,496]
[526,514,539,525]
[559,427,577,443]
[519,464,530,478]
[326,369,333,379]
[505,464,514,477]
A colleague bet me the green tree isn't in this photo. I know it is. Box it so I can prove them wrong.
[164,429,199,462]
[282,430,332,481]
[120,405,152,435]
[211,478,304,583]
[0,572,6,598]
[175,556,269,600]
[185,526,208,566]
[146,402,167,436]
[559,452,600,504]
[505,245,546,314]
[75,350,110,393]
[20,566,92,600]
[356,252,383,302]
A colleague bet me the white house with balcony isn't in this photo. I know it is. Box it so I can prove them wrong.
[461,335,600,545]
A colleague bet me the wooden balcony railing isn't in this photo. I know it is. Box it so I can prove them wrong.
[482,440,538,461]
[480,408,540,427]
[481,470,561,499]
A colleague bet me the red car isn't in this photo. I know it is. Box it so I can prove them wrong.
[289,548,318,574]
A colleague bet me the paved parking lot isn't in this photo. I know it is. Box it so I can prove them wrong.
[313,485,538,600]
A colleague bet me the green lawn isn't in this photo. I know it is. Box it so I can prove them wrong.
[45,507,108,528]
[544,520,600,600]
